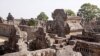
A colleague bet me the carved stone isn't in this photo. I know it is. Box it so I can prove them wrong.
[46,9,70,37]
[29,27,49,51]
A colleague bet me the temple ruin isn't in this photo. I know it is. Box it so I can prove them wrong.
[0,9,100,56]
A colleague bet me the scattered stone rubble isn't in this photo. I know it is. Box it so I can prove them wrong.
[68,18,100,56]
[0,9,100,56]
[3,48,56,56]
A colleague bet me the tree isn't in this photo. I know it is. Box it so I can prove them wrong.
[7,13,14,21]
[28,18,37,26]
[37,12,48,21]
[19,18,27,25]
[77,3,100,21]
[65,9,75,16]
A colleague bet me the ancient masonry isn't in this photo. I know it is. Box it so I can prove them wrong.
[0,9,100,56]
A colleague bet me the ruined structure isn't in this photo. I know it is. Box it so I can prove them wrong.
[29,27,49,51]
[67,16,83,35]
[1,8,100,56]
[0,9,84,56]
[0,25,18,55]
[0,17,3,23]
[0,23,15,37]
[3,48,56,56]
[7,13,14,24]
[46,9,70,37]
[68,18,100,56]
[74,41,100,56]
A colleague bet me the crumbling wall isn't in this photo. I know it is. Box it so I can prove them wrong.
[18,25,36,41]
[0,24,36,40]
[0,23,15,37]
[74,41,100,56]
[3,48,56,56]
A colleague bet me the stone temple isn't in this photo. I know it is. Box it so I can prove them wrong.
[0,9,99,56]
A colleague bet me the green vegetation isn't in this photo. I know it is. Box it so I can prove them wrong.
[28,18,37,26]
[78,3,100,21]
[37,12,48,21]
[65,9,75,16]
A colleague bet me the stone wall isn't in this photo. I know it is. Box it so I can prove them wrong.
[3,48,56,56]
[74,41,100,56]
[18,25,37,40]
[30,48,55,56]
[70,35,96,42]
[0,23,15,37]
[67,16,83,35]
[0,23,37,40]
[67,16,82,23]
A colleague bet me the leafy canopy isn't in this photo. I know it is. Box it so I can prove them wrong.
[65,9,75,16]
[28,18,37,26]
[78,3,100,21]
[37,12,48,21]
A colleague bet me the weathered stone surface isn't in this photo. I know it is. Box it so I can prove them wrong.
[56,46,82,56]
[74,41,100,56]
[29,27,49,51]
[0,25,19,55]
[7,25,19,51]
[67,16,100,56]
[0,24,15,37]
[0,17,3,23]
[52,9,67,21]
[64,23,70,34]
[70,35,96,42]
[3,48,55,56]
[0,25,28,55]
[67,16,83,35]
[14,25,28,51]
[46,9,70,37]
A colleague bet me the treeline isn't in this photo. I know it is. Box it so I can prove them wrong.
[28,3,100,25]
[1,3,100,26]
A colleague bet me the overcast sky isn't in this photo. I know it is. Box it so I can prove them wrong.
[0,0,100,19]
